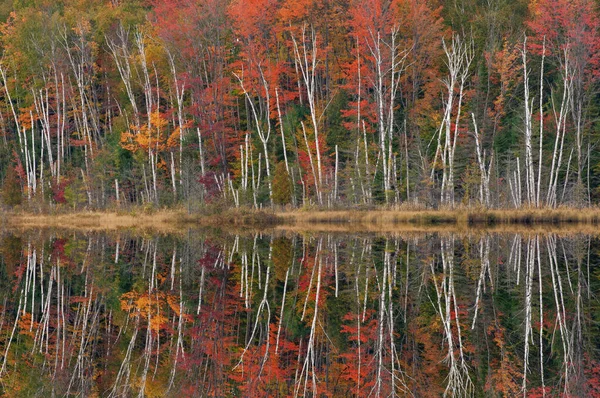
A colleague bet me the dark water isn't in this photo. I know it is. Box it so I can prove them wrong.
[0,229,598,397]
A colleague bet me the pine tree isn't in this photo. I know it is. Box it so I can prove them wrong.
[272,162,293,205]
[1,165,22,207]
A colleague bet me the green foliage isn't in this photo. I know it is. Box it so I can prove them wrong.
[1,163,22,207]
[64,177,87,209]
[272,162,293,205]
[272,236,293,279]
[371,164,386,204]
[494,113,520,156]
[0,234,21,288]
[325,91,350,152]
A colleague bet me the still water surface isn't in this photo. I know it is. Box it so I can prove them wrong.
[0,229,598,397]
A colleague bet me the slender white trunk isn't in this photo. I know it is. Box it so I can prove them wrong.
[522,37,536,205]
[275,88,290,175]
[437,35,473,207]
[292,26,323,204]
[537,38,546,207]
[233,69,273,203]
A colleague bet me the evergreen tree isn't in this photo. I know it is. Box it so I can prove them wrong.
[272,162,293,205]
[1,164,22,207]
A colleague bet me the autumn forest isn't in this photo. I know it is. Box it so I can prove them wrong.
[3,1,600,397]
[0,0,598,211]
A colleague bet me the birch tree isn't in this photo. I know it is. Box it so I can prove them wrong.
[432,34,473,207]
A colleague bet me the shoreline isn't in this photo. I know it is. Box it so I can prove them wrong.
[2,207,600,234]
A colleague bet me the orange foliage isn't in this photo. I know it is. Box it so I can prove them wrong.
[120,111,176,155]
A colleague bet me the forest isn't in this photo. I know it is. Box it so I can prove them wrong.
[0,0,599,212]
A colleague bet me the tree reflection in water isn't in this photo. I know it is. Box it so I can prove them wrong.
[0,230,598,396]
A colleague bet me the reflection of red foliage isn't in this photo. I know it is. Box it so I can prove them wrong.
[52,238,71,264]
[585,356,600,396]
[340,310,379,395]
[527,387,552,397]
[177,268,241,396]
[198,244,223,269]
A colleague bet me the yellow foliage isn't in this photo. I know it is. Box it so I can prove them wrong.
[167,128,181,149]
[120,111,175,155]
[18,312,36,338]
[120,290,184,332]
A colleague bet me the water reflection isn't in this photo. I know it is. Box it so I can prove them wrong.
[0,230,598,396]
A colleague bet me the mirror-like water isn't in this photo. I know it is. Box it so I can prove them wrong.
[0,229,598,397]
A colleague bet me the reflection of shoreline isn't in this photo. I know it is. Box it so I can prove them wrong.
[3,207,600,234]
[276,208,600,234]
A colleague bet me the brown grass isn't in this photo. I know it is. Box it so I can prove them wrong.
[1,207,281,234]
[275,208,600,235]
[3,210,189,233]
[3,207,600,235]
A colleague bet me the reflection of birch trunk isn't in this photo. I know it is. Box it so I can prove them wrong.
[522,236,535,393]
[137,316,153,398]
[33,265,54,355]
[0,289,24,375]
[109,315,140,398]
[574,251,583,391]
[472,236,490,329]
[430,237,473,396]
[167,257,185,392]
[57,259,66,370]
[301,239,319,322]
[536,237,545,393]
[361,241,371,322]
[334,242,339,297]
[374,247,389,396]
[378,240,409,395]
[275,268,289,355]
[234,251,271,372]
[546,235,573,391]
[295,238,322,397]
[352,243,363,394]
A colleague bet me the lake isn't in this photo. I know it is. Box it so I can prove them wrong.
[0,227,598,396]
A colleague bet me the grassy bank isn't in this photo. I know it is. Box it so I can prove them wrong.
[275,207,600,234]
[3,210,188,233]
[277,207,600,225]
[3,207,600,233]
[1,207,281,233]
